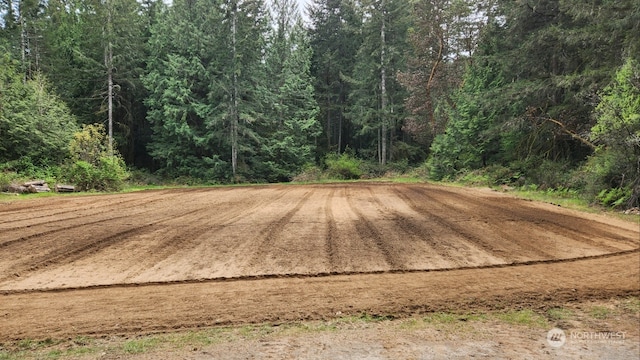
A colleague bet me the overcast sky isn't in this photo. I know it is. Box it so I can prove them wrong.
[296,0,310,21]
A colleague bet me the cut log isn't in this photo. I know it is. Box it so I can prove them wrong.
[23,180,46,187]
[55,184,76,193]
[28,184,51,193]
[7,184,28,193]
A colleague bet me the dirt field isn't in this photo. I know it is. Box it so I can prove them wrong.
[0,182,638,345]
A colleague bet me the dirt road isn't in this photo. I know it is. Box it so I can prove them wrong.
[0,183,638,341]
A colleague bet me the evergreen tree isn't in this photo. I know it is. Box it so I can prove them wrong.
[0,49,77,166]
[347,0,410,165]
[210,0,269,180]
[40,0,149,165]
[308,0,362,154]
[144,0,269,181]
[587,58,640,208]
[398,0,486,147]
[143,0,225,179]
[257,0,321,181]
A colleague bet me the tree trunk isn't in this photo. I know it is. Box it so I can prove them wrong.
[105,0,114,157]
[379,0,387,166]
[231,1,239,178]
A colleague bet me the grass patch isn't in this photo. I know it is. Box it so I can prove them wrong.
[411,312,488,332]
[546,307,574,321]
[589,305,615,320]
[619,297,640,314]
[495,309,548,328]
[122,337,161,354]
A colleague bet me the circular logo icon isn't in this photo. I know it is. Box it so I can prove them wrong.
[547,328,567,348]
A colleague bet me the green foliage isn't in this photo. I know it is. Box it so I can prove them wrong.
[596,188,631,208]
[585,58,640,208]
[66,157,128,192]
[66,124,129,191]
[0,52,78,167]
[256,2,321,182]
[426,64,503,180]
[0,170,21,191]
[347,0,410,165]
[308,0,362,154]
[324,152,363,180]
[522,159,573,190]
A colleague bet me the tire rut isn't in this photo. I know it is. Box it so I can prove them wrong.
[0,206,213,284]
[245,190,314,269]
[0,191,169,224]
[0,191,187,248]
[403,187,556,260]
[366,186,465,267]
[420,186,636,252]
[346,186,403,270]
[393,187,510,263]
[120,189,287,281]
[324,189,339,272]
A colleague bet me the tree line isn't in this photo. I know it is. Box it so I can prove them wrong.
[0,0,638,207]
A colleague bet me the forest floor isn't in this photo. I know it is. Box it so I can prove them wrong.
[0,182,638,358]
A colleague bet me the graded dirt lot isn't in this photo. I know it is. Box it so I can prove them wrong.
[0,182,638,344]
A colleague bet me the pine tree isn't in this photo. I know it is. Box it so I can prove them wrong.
[143,0,224,179]
[210,0,269,180]
[347,0,410,165]
[308,0,362,154]
[40,0,149,164]
[0,49,78,166]
[258,0,321,181]
[398,0,486,146]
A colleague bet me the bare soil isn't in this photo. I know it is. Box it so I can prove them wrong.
[0,183,638,349]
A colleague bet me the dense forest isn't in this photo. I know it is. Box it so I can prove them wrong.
[0,0,638,208]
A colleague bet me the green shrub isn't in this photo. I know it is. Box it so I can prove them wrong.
[292,163,323,182]
[65,124,129,191]
[524,159,573,190]
[483,164,522,186]
[325,152,363,180]
[596,188,631,208]
[66,157,128,192]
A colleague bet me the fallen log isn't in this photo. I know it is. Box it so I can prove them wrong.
[55,184,76,193]
[27,184,51,193]
[6,184,27,194]
[23,180,46,187]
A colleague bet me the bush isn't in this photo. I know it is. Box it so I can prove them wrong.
[292,164,323,182]
[66,156,128,192]
[325,152,363,180]
[523,159,572,190]
[65,124,129,191]
[596,188,631,208]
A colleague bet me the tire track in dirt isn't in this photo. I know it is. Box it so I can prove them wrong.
[402,186,556,261]
[346,186,404,270]
[366,186,464,268]
[0,191,169,225]
[0,188,249,285]
[122,188,295,282]
[0,191,188,249]
[245,190,314,269]
[419,186,638,252]
[324,189,340,272]
[0,207,208,284]
[393,187,510,264]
